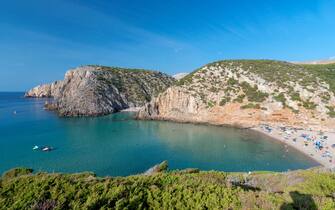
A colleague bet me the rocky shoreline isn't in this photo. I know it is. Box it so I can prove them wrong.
[24,80,63,98]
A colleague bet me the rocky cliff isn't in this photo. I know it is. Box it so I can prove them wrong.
[138,60,335,130]
[27,65,175,116]
[25,81,63,98]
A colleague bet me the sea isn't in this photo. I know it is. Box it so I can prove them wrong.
[0,92,319,176]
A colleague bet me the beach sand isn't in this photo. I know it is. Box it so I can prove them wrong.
[253,125,335,170]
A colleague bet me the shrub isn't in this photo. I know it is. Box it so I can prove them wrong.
[240,82,268,102]
[326,106,335,118]
[273,93,286,105]
[1,167,334,209]
[290,92,301,101]
[240,103,261,109]
[219,97,231,106]
[302,100,317,110]
[233,94,245,103]
[227,78,238,86]
[2,168,33,180]
[207,100,215,108]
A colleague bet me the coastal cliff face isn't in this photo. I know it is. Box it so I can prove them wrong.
[138,60,335,130]
[27,65,175,116]
[24,81,63,98]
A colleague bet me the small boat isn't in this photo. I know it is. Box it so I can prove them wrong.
[13,111,17,115]
[32,145,39,150]
[42,146,53,152]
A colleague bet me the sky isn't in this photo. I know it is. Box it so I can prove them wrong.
[0,0,335,91]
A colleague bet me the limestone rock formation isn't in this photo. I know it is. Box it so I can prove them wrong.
[144,161,168,175]
[138,60,335,130]
[25,81,63,98]
[26,65,175,117]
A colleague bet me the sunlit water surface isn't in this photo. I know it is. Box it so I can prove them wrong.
[0,92,318,176]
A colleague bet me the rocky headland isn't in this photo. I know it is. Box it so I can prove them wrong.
[26,65,175,116]
[24,81,63,98]
[138,60,335,131]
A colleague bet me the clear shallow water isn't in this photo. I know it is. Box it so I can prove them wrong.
[0,92,319,176]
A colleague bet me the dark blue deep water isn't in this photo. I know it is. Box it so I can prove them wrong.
[0,92,318,176]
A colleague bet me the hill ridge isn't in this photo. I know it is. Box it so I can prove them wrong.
[139,59,335,130]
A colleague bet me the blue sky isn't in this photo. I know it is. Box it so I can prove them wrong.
[1,0,335,91]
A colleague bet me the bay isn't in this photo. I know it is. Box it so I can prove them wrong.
[0,92,318,176]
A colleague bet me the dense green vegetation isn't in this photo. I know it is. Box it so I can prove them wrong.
[240,82,268,102]
[1,167,334,209]
[178,60,322,88]
[302,63,335,93]
[93,65,175,105]
[87,65,158,74]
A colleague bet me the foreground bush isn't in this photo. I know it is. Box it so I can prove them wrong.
[0,167,334,209]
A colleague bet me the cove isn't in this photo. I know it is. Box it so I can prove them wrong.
[0,92,319,176]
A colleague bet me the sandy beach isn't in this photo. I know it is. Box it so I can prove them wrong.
[253,125,335,170]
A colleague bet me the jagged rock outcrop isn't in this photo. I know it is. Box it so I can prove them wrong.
[143,161,168,175]
[138,60,335,130]
[27,65,175,116]
[25,81,63,98]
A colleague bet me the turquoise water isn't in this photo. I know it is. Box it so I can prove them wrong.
[0,92,318,176]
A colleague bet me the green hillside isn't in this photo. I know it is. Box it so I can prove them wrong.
[176,60,335,117]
